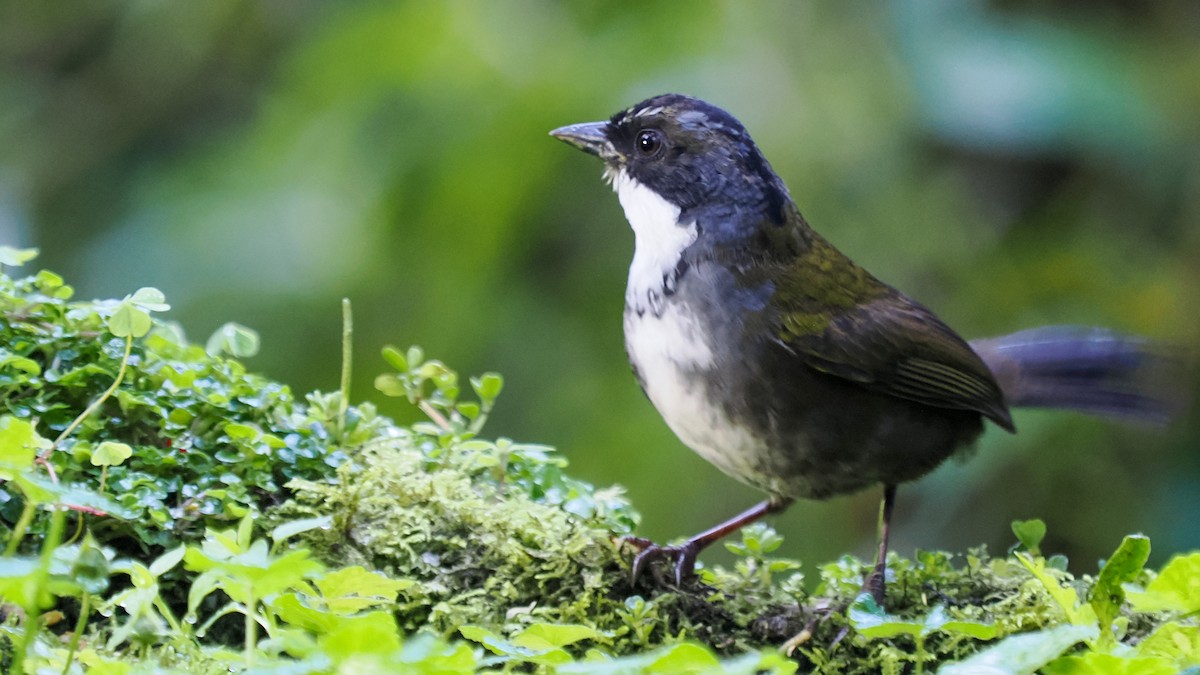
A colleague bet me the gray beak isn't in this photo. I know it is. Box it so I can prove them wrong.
[550,121,618,161]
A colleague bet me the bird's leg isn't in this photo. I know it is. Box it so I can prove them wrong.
[788,492,899,655]
[862,484,897,604]
[626,496,793,586]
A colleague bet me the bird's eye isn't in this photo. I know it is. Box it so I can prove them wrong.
[636,129,664,156]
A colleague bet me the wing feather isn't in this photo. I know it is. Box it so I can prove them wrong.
[778,289,1014,431]
[732,218,1014,430]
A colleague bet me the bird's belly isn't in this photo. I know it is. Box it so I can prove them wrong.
[623,298,980,500]
[623,302,791,494]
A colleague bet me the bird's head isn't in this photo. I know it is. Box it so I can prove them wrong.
[551,94,792,227]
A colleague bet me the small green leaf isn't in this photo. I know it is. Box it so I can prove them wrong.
[0,246,39,267]
[1017,552,1097,626]
[261,432,285,448]
[1126,552,1200,614]
[923,605,999,640]
[108,302,152,338]
[1042,652,1177,675]
[849,594,996,643]
[271,593,340,634]
[1135,621,1200,663]
[0,349,41,375]
[70,536,113,595]
[406,346,424,370]
[317,611,401,659]
[1012,518,1047,554]
[0,416,51,474]
[1091,534,1150,639]
[374,373,407,397]
[128,287,170,312]
[315,565,413,614]
[460,625,533,658]
[645,642,721,671]
[90,441,133,467]
[940,624,1100,675]
[459,625,500,645]
[224,423,259,440]
[938,618,1000,641]
[0,557,50,607]
[471,373,504,403]
[236,512,254,550]
[33,269,63,290]
[205,322,260,358]
[848,593,926,638]
[272,515,333,546]
[381,345,408,371]
[421,362,452,384]
[186,569,221,617]
[77,650,133,675]
[149,545,186,578]
[511,623,608,650]
[460,624,572,666]
[16,473,136,516]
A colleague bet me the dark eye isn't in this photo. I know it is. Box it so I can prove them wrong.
[636,129,664,156]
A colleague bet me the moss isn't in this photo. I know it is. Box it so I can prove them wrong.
[276,428,1189,673]
[268,426,1137,670]
[280,441,621,632]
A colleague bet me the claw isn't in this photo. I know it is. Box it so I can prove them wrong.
[628,540,700,587]
[620,535,655,552]
[618,499,793,589]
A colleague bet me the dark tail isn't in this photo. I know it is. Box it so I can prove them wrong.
[970,326,1187,426]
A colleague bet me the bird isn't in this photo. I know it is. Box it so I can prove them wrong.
[550,94,1180,602]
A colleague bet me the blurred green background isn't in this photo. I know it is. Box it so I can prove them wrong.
[3,0,1198,573]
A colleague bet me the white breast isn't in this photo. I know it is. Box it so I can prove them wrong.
[612,170,767,486]
[624,305,767,488]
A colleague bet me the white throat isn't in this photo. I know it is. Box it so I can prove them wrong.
[610,170,696,301]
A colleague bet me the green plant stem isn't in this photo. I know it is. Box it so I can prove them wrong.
[338,298,352,439]
[154,596,187,639]
[263,604,279,639]
[48,334,133,452]
[63,512,85,546]
[195,601,240,638]
[15,506,67,675]
[244,591,257,664]
[419,400,452,431]
[61,591,90,675]
[4,499,36,556]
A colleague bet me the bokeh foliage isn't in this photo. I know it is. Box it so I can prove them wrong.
[1,0,1198,573]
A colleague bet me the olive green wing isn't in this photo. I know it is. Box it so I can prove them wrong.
[775,285,1015,432]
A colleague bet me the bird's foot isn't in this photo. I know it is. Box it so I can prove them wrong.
[620,537,700,587]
